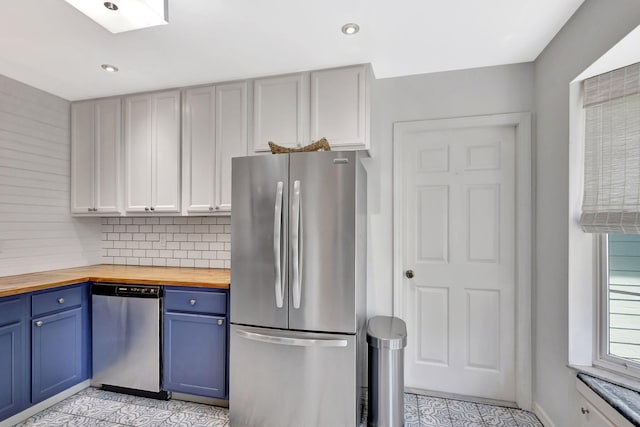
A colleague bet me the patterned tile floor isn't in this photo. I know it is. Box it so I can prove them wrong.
[14,388,543,426]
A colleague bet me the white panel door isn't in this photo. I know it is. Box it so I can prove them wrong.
[94,98,121,213]
[125,95,152,213]
[400,125,516,401]
[151,90,181,213]
[70,101,94,214]
[310,66,368,148]
[183,86,216,213]
[253,74,308,152]
[215,82,248,212]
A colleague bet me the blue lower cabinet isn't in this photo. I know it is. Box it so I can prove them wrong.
[164,312,227,398]
[30,283,91,407]
[0,296,28,420]
[31,307,84,404]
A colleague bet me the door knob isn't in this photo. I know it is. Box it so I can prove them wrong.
[405,270,414,279]
[35,321,43,327]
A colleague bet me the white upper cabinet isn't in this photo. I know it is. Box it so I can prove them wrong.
[125,90,180,214]
[183,86,216,213]
[182,82,248,214]
[310,65,369,149]
[71,98,122,215]
[215,82,248,212]
[253,74,308,152]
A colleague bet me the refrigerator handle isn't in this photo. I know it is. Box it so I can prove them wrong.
[236,329,347,348]
[273,181,285,309]
[291,180,302,309]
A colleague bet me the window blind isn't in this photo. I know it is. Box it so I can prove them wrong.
[580,62,640,234]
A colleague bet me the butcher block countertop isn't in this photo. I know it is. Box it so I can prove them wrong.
[0,265,231,297]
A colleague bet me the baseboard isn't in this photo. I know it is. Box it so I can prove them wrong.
[0,380,90,427]
[171,392,229,408]
[532,401,556,427]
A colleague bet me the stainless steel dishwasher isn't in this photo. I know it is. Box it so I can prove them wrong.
[91,283,168,399]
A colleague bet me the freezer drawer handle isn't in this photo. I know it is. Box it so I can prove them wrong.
[236,329,347,348]
[291,180,303,309]
[273,181,285,309]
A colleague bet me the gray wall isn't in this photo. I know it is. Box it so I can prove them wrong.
[366,62,535,317]
[534,1,640,425]
[0,74,101,276]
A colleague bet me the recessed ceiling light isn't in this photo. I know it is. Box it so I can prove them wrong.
[101,64,119,72]
[64,0,168,34]
[341,23,360,35]
[104,2,118,11]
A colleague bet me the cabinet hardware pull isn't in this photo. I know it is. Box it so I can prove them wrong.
[150,207,155,211]
[209,206,214,211]
[35,321,43,327]
[145,207,150,211]
[581,407,590,415]
[215,206,220,210]
[189,299,196,305]
[87,208,92,212]
[218,319,224,326]
[57,297,65,304]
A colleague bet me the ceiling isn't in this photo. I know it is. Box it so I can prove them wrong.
[0,0,584,101]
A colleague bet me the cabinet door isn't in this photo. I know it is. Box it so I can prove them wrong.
[125,95,153,213]
[0,297,27,421]
[94,98,122,213]
[151,90,181,213]
[70,101,94,214]
[32,308,83,404]
[215,82,248,212]
[253,74,308,152]
[183,86,216,213]
[164,312,227,398]
[310,65,368,148]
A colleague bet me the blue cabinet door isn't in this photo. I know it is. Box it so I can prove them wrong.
[0,295,27,421]
[31,307,83,403]
[164,312,227,398]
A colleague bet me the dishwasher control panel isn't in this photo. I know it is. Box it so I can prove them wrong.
[92,283,162,298]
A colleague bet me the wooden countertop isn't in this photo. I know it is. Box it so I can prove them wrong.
[0,265,230,297]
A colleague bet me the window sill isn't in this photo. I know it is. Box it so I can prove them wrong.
[569,364,640,393]
[575,371,640,426]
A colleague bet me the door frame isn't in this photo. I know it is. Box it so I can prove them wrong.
[392,112,532,409]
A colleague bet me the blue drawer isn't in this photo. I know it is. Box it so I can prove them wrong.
[0,296,24,326]
[165,289,226,315]
[32,286,82,317]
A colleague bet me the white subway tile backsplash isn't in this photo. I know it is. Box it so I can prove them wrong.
[180,225,195,233]
[180,242,195,251]
[101,216,231,269]
[180,259,195,268]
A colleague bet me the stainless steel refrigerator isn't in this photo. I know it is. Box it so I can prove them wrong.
[230,151,367,427]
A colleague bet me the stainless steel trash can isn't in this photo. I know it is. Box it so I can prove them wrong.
[367,316,407,427]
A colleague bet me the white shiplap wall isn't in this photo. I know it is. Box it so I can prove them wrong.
[0,74,101,276]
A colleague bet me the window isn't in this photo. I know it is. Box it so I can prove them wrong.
[580,62,640,377]
[597,234,640,375]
